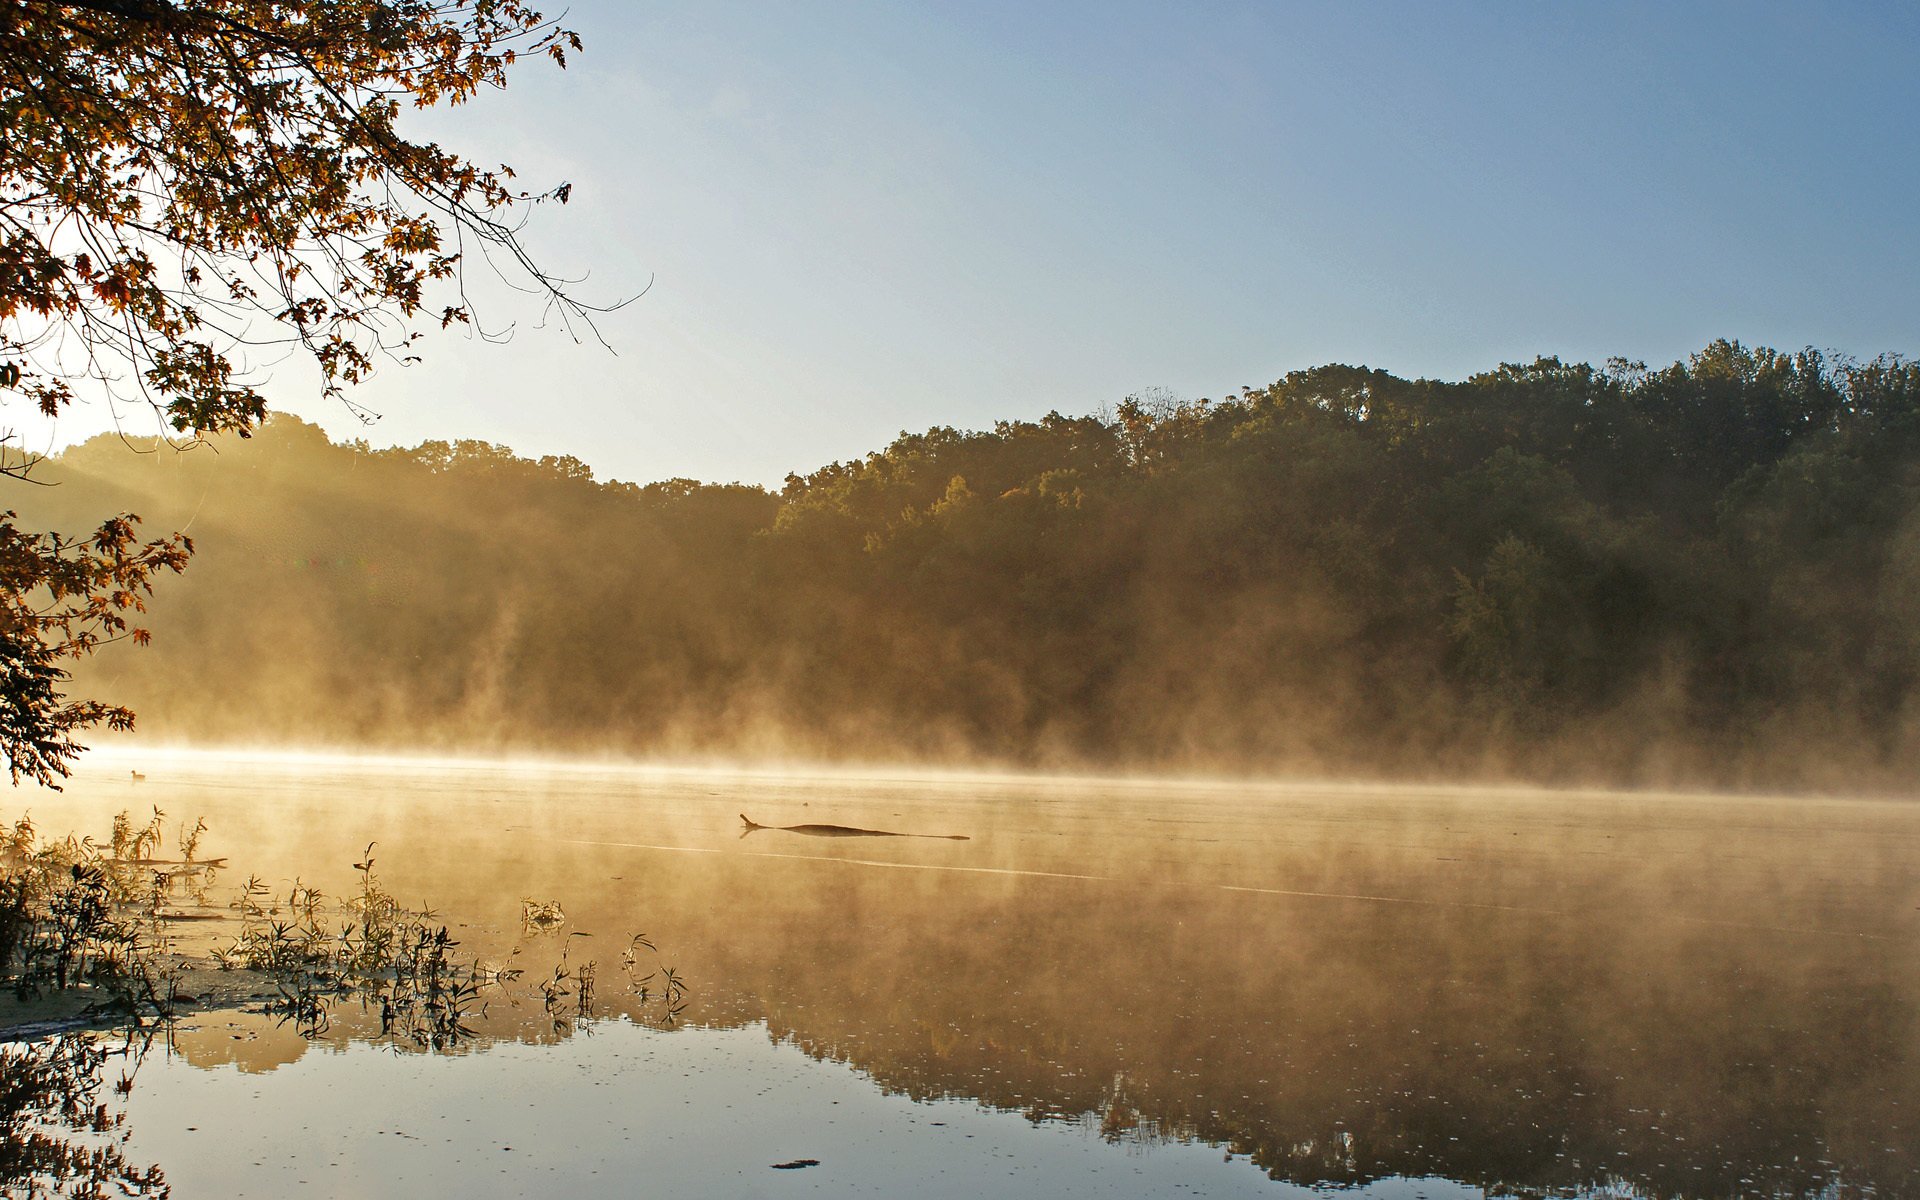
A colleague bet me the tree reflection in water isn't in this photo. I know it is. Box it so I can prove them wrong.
[9,776,1918,1199]
[0,1034,167,1199]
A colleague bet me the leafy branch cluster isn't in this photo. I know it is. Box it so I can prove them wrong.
[0,512,188,785]
[0,1,603,786]
[1,0,590,455]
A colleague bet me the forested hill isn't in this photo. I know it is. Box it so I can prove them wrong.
[15,339,1920,791]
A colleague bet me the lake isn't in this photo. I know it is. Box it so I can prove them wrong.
[6,752,1918,1198]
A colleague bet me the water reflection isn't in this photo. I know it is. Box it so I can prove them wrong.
[194,865,688,1053]
[0,1033,168,1198]
[12,759,1920,1197]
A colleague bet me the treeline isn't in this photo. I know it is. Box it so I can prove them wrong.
[14,339,1920,790]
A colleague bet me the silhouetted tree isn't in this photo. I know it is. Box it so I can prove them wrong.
[0,1,595,781]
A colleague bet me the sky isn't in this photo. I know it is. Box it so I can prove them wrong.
[22,0,1920,487]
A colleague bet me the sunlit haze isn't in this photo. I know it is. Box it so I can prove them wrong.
[8,6,1920,1198]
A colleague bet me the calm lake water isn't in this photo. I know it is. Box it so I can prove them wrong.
[7,752,1919,1198]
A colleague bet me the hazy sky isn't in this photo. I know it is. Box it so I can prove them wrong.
[26,1,1920,486]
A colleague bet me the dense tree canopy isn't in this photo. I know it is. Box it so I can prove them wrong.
[19,340,1920,791]
[1,0,586,782]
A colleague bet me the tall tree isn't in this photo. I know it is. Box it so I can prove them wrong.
[0,0,597,782]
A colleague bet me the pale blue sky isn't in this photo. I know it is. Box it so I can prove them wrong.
[34,1,1920,485]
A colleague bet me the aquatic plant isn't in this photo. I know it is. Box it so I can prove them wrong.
[215,846,494,1047]
[621,933,687,1026]
[177,818,207,866]
[520,897,566,932]
[0,810,201,1021]
[6,815,687,1050]
[536,942,584,1031]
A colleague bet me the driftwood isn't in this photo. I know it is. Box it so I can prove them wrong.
[739,814,968,841]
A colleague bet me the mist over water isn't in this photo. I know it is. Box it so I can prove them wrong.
[7,343,1920,1194]
[14,341,1920,794]
[11,754,1917,1197]
[3,0,1915,1187]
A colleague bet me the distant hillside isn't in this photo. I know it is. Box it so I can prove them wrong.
[13,340,1920,790]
